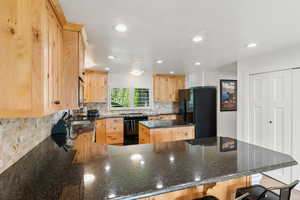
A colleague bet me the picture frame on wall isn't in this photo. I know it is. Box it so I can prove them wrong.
[220,80,237,112]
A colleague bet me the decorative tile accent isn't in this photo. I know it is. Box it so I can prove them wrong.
[0,111,64,175]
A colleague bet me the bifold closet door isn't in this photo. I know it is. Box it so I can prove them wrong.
[250,70,292,184]
[292,68,300,190]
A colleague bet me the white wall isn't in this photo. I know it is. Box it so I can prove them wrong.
[237,45,300,142]
[186,69,238,138]
[108,72,152,89]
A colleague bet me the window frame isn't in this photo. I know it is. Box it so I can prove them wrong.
[109,87,152,110]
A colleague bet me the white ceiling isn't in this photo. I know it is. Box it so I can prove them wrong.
[60,0,300,74]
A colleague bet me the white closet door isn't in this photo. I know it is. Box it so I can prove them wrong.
[250,70,292,184]
[265,70,292,184]
[292,69,300,190]
[249,73,269,147]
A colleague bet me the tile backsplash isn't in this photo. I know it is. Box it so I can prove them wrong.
[84,102,179,114]
[0,111,64,174]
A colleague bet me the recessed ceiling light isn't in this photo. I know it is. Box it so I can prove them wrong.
[169,71,175,74]
[108,55,115,60]
[192,35,203,43]
[156,60,163,64]
[246,43,257,48]
[105,67,110,71]
[130,70,144,76]
[115,24,128,32]
[194,62,201,66]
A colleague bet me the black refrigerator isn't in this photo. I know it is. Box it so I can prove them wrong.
[179,87,217,138]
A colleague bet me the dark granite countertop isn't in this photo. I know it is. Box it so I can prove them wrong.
[0,137,296,200]
[139,120,194,129]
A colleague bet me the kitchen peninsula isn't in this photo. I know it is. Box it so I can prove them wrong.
[0,137,296,200]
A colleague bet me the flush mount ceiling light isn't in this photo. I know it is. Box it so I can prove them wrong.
[156,60,163,64]
[194,62,201,66]
[108,55,115,60]
[246,43,257,48]
[115,24,128,32]
[130,70,144,76]
[105,67,110,71]
[192,35,203,43]
[169,71,175,74]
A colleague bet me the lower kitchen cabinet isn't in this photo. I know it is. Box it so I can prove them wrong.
[96,118,124,145]
[139,125,195,144]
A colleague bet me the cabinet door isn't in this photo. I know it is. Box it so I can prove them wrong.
[85,71,108,102]
[168,77,177,101]
[150,129,173,143]
[96,120,106,144]
[62,30,79,109]
[48,7,62,111]
[153,76,169,102]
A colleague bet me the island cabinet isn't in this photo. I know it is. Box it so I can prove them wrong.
[84,70,108,103]
[139,124,195,144]
[153,74,185,102]
[96,118,124,145]
[148,114,178,121]
[0,0,85,118]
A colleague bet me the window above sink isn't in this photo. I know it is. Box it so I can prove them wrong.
[110,88,150,110]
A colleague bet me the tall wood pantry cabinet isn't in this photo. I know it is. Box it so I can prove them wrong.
[0,0,86,118]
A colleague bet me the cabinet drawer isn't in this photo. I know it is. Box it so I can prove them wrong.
[106,133,123,144]
[174,127,195,141]
[106,118,123,133]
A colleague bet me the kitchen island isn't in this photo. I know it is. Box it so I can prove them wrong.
[0,136,297,200]
[139,120,195,144]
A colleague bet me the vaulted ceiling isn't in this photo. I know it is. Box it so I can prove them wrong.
[60,0,300,74]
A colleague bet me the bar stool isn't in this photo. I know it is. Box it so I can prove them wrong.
[194,180,299,200]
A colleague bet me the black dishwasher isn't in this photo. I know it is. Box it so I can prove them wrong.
[124,116,148,145]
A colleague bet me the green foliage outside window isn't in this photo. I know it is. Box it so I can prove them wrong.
[134,88,149,107]
[111,88,130,107]
[110,88,150,108]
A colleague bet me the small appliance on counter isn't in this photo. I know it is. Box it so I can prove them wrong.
[87,109,100,118]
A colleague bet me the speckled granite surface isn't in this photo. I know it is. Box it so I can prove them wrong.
[0,137,297,200]
[140,120,194,129]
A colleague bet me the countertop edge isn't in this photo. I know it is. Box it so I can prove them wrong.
[112,160,297,200]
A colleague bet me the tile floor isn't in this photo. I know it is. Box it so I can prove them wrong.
[259,175,300,200]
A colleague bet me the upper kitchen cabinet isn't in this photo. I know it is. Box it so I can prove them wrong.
[84,70,108,103]
[0,0,85,118]
[153,74,185,102]
[62,29,87,109]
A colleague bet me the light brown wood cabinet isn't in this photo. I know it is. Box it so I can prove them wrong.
[62,29,86,109]
[148,114,178,121]
[96,118,124,145]
[0,0,84,118]
[84,70,108,103]
[139,125,195,144]
[153,74,185,102]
